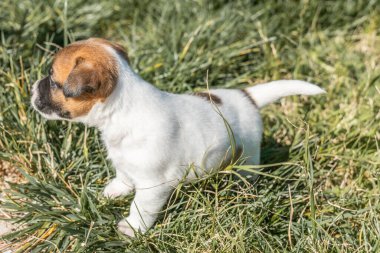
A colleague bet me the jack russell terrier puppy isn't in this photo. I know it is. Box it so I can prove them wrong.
[31,38,325,237]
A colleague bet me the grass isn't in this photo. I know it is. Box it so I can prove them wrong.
[0,0,379,252]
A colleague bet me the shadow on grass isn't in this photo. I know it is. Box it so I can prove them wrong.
[260,136,291,165]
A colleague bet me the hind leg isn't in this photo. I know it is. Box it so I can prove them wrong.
[237,146,261,182]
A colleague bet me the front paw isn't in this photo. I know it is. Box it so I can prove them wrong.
[103,178,133,199]
[118,219,137,237]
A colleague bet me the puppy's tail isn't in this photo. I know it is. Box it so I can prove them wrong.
[244,80,325,108]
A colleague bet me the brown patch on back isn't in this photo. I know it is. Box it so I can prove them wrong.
[240,89,257,107]
[49,38,126,118]
[193,92,222,105]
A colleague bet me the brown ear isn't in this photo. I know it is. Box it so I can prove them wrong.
[63,57,99,98]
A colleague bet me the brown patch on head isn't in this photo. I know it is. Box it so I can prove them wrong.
[87,38,129,61]
[193,92,222,105]
[47,38,128,118]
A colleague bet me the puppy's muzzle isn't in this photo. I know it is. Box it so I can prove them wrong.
[31,77,52,112]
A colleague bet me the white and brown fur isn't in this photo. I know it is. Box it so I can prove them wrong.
[31,38,325,236]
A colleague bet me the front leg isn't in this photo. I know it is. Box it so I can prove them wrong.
[103,171,134,198]
[118,185,173,236]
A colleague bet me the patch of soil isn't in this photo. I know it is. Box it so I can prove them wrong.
[0,160,24,189]
[0,159,25,251]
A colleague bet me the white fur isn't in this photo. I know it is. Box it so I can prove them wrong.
[32,43,325,237]
[245,80,326,108]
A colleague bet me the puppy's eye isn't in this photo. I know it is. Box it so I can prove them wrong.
[49,68,53,75]
[49,76,57,89]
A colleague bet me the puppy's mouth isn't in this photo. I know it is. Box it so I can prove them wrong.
[31,77,71,120]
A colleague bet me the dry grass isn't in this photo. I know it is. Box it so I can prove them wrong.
[0,160,24,189]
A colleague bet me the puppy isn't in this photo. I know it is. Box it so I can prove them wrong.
[31,38,325,236]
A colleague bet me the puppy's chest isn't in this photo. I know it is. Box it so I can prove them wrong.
[102,131,150,168]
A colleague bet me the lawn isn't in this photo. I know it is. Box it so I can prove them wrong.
[0,0,379,252]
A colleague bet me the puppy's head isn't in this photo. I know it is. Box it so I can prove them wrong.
[31,38,127,120]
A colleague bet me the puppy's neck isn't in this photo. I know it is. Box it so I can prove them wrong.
[77,58,165,130]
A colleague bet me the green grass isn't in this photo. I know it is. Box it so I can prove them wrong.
[0,0,379,252]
